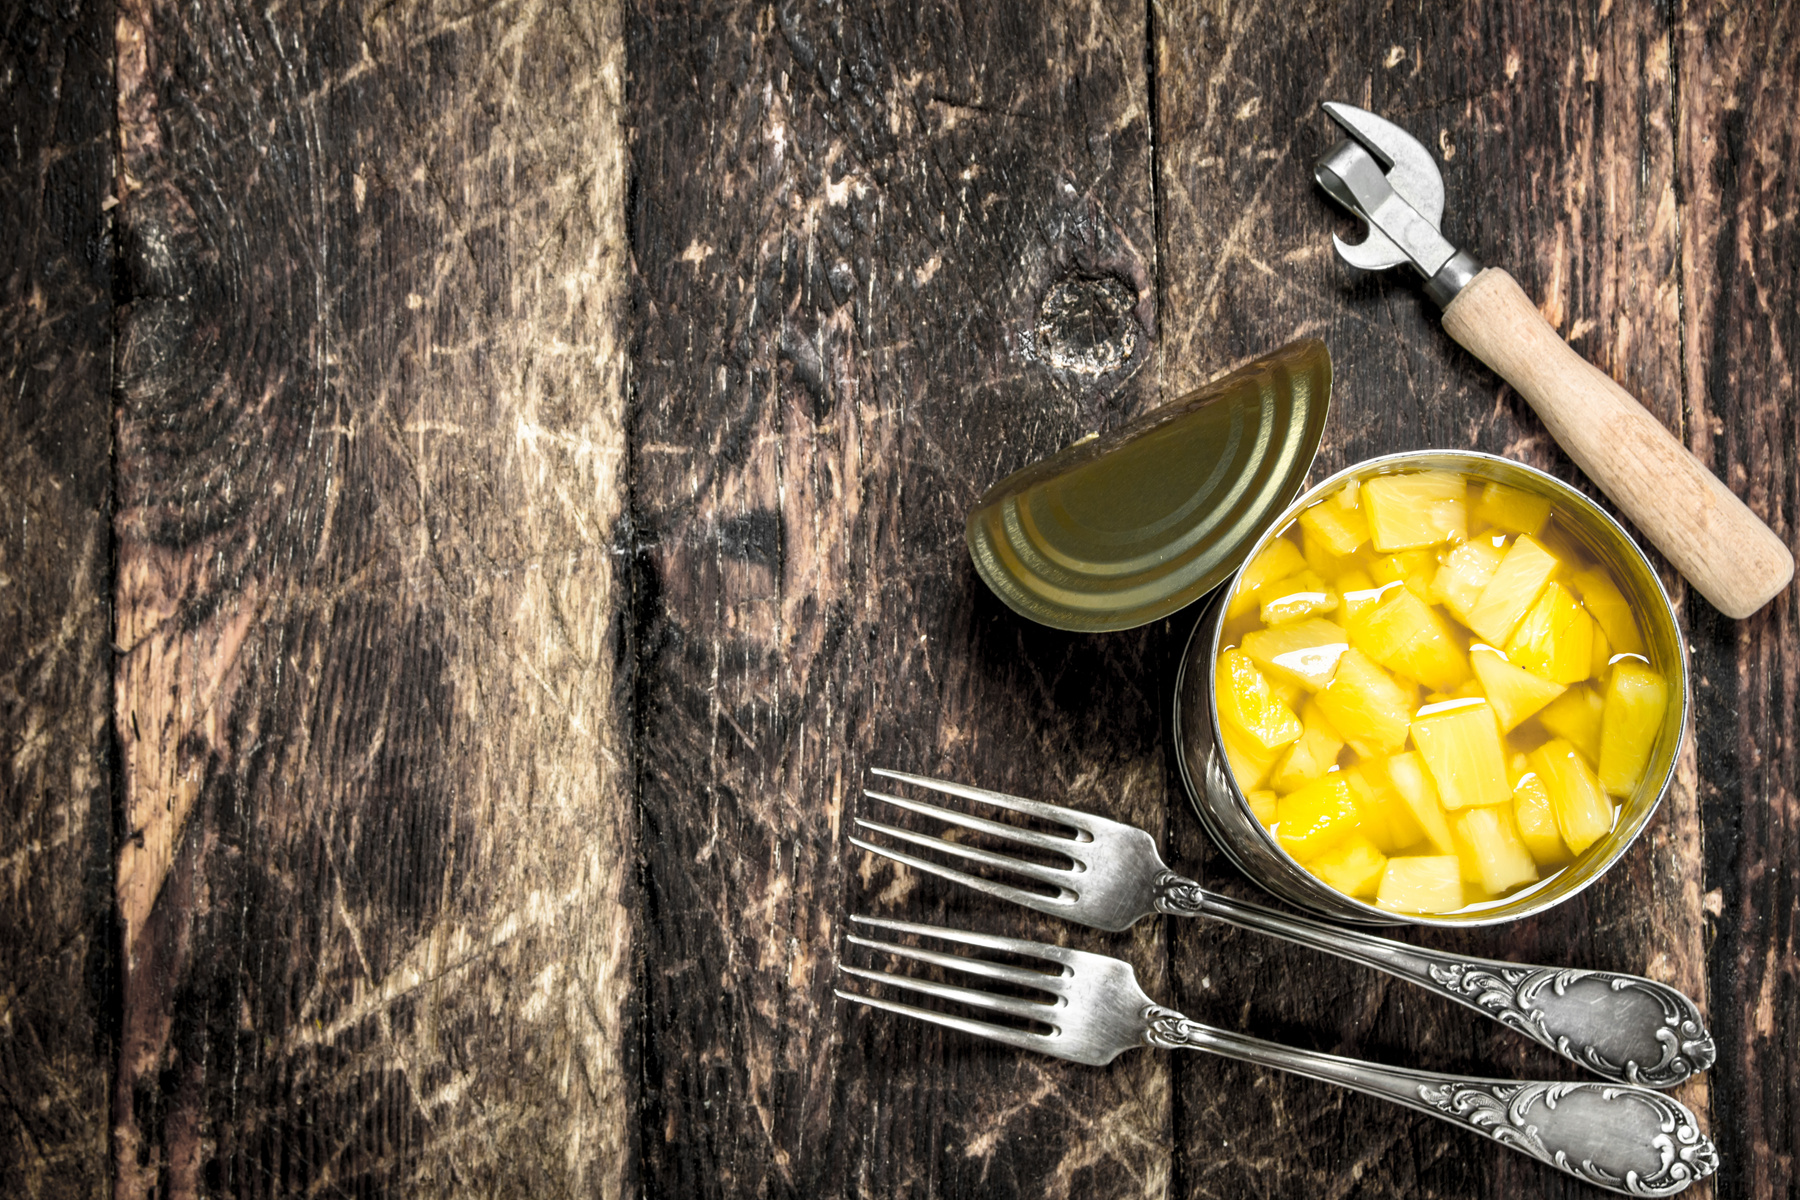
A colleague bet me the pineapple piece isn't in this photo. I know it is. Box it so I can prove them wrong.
[1589,625,1612,685]
[1466,535,1559,644]
[1307,834,1388,898]
[1431,537,1506,622]
[1216,649,1303,752]
[1222,722,1283,791]
[1349,588,1471,692]
[1241,618,1349,692]
[1511,770,1572,869]
[1344,761,1427,854]
[1273,774,1361,861]
[1598,661,1670,797]
[1259,570,1340,625]
[1341,573,1395,624]
[1376,856,1464,914]
[1228,537,1307,618]
[1299,487,1370,555]
[1245,788,1280,825]
[1538,684,1604,764]
[1469,645,1566,732]
[1410,699,1512,810]
[1569,567,1646,656]
[1529,738,1615,855]
[1370,549,1438,604]
[1269,702,1346,794]
[1384,750,1456,854]
[1302,526,1352,578]
[1317,649,1416,758]
[1364,471,1468,551]
[1473,482,1552,535]
[1449,805,1540,894]
[1506,582,1595,684]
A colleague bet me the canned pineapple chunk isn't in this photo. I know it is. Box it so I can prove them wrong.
[1221,467,1672,913]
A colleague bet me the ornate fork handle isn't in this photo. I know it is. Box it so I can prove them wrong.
[1152,872,1715,1088]
[1143,1005,1716,1197]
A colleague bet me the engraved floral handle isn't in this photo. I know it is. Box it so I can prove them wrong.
[1153,872,1715,1088]
[1143,1005,1718,1196]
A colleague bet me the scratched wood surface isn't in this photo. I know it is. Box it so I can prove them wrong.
[0,0,1795,1197]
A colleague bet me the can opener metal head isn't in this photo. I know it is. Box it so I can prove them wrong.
[1314,102,1480,307]
[1308,101,1793,619]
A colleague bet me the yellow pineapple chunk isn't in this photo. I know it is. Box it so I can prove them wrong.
[1537,684,1604,763]
[1449,805,1540,894]
[1259,570,1340,625]
[1469,645,1566,732]
[1466,535,1559,644]
[1364,471,1468,551]
[1344,761,1427,854]
[1589,626,1612,685]
[1302,526,1351,578]
[1598,662,1669,797]
[1216,649,1303,752]
[1273,774,1361,861]
[1317,649,1416,758]
[1342,574,1395,624]
[1223,722,1282,790]
[1299,488,1370,555]
[1245,788,1279,825]
[1270,702,1347,794]
[1410,699,1512,810]
[1511,770,1572,868]
[1473,482,1552,535]
[1506,582,1595,684]
[1228,537,1307,618]
[1349,588,1471,692]
[1241,618,1349,692]
[1376,856,1464,914]
[1307,834,1388,898]
[1530,738,1616,855]
[1431,537,1506,622]
[1384,750,1456,854]
[1569,567,1646,655]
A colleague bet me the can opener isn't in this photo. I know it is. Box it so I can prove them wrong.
[1315,101,1792,619]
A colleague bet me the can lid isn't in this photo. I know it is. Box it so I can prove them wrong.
[966,338,1331,632]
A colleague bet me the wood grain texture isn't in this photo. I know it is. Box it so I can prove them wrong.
[626,2,1173,1196]
[110,0,633,1194]
[1153,3,1712,1196]
[1679,4,1800,1199]
[0,2,116,1195]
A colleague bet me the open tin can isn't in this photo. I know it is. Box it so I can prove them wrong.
[1172,450,1690,926]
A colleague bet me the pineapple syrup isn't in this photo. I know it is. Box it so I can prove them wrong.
[1215,470,1671,915]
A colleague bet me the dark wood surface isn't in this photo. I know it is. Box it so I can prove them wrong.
[0,1,1794,1196]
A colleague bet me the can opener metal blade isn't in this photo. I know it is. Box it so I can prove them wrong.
[1314,101,1792,620]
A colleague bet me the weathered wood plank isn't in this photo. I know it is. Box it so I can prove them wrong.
[1679,5,1800,1199]
[0,3,116,1195]
[110,0,633,1193]
[626,2,1173,1195]
[1155,3,1708,1195]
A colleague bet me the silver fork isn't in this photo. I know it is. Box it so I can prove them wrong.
[837,916,1717,1197]
[853,768,1715,1089]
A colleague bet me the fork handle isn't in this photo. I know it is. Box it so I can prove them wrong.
[1152,874,1714,1088]
[1143,1006,1716,1196]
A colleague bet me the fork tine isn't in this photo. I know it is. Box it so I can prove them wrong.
[837,965,1059,1023]
[864,788,1078,852]
[848,836,1076,915]
[848,914,1079,965]
[844,933,1065,990]
[834,989,1060,1057]
[853,817,1078,890]
[869,767,1103,832]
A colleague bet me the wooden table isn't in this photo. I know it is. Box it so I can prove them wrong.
[3,1,1794,1196]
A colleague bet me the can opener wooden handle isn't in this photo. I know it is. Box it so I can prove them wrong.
[1314,101,1792,619]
